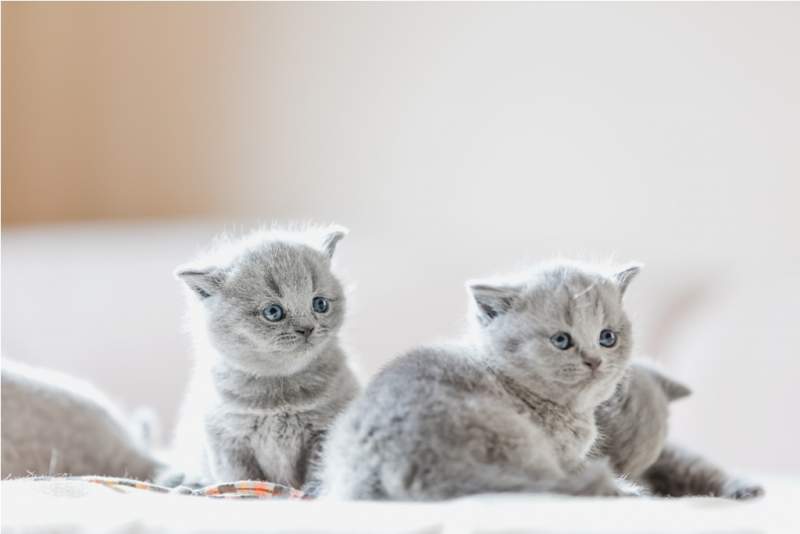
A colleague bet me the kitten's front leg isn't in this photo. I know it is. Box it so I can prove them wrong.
[299,430,326,496]
[205,432,263,483]
[642,442,763,499]
[554,459,645,497]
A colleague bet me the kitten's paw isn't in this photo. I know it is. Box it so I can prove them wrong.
[565,461,645,497]
[612,478,647,497]
[156,468,207,490]
[301,478,322,498]
[155,469,186,488]
[722,480,764,500]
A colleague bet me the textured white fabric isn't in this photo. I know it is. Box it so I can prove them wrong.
[2,477,798,533]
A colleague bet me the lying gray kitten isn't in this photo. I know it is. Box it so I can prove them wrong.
[164,225,359,490]
[595,362,691,479]
[2,359,161,480]
[596,362,764,499]
[321,261,641,500]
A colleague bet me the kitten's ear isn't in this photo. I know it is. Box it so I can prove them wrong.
[175,266,226,299]
[321,226,348,258]
[468,283,520,324]
[652,370,692,402]
[664,380,692,402]
[614,263,643,296]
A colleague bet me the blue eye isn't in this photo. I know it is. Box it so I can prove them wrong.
[599,329,617,348]
[262,304,285,322]
[550,332,572,350]
[312,296,330,314]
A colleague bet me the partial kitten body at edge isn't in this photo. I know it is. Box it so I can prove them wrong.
[162,225,360,490]
[596,362,764,499]
[1,359,161,480]
[320,261,642,500]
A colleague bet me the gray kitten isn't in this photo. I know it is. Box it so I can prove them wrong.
[2,359,161,480]
[596,362,764,499]
[163,225,360,490]
[320,261,641,500]
[595,362,691,479]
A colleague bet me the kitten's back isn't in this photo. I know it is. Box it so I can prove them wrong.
[1,359,162,480]
[321,345,559,500]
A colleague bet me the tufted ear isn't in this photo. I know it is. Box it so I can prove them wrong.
[468,283,521,324]
[614,263,643,296]
[175,266,226,299]
[321,226,348,258]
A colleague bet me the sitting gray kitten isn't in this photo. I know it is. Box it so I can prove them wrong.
[2,359,161,480]
[163,226,360,490]
[320,261,642,500]
[596,362,764,499]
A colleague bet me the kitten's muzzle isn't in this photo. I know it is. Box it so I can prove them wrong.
[295,326,315,340]
[583,356,602,372]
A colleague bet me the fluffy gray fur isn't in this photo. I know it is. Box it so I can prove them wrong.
[642,442,764,499]
[1,359,161,480]
[596,362,763,499]
[163,225,359,490]
[320,261,642,500]
[595,362,691,479]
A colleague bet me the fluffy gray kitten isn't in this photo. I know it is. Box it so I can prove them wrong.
[321,261,641,500]
[596,362,764,499]
[595,361,691,479]
[2,359,161,480]
[164,225,360,490]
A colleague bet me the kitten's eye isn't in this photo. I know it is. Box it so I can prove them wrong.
[262,304,285,322]
[312,296,330,314]
[599,329,617,348]
[550,332,572,350]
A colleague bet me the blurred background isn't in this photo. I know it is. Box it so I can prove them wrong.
[3,3,799,475]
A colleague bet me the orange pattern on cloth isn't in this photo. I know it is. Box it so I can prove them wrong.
[30,476,309,500]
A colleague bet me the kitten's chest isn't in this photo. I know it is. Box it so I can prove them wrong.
[549,417,596,469]
[524,404,596,471]
[247,411,317,485]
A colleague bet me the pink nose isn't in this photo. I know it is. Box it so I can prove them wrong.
[583,357,601,371]
[295,327,314,339]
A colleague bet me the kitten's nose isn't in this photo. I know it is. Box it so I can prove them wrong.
[295,326,314,339]
[583,357,601,372]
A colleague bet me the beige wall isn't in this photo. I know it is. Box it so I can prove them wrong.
[3,2,259,224]
[6,2,799,235]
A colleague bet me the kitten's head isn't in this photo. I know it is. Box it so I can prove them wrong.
[177,225,348,376]
[468,261,641,409]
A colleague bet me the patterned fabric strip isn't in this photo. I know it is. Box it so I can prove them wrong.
[27,475,309,500]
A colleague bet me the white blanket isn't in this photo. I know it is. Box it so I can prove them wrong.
[3,477,798,533]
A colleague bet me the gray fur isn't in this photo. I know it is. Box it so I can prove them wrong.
[595,362,763,499]
[163,225,359,489]
[594,362,689,479]
[320,261,641,500]
[642,442,764,499]
[1,359,161,480]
